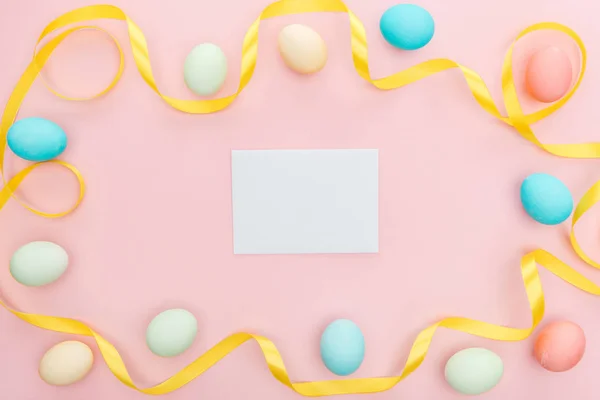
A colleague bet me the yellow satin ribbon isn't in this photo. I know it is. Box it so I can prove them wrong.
[2,0,600,396]
[2,250,599,396]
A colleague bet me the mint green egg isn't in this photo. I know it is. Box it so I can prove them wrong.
[10,241,68,287]
[445,348,503,395]
[183,43,227,96]
[146,309,198,357]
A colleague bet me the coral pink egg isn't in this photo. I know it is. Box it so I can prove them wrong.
[534,321,585,372]
[526,47,573,103]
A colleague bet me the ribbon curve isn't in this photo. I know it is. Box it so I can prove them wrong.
[1,0,600,396]
[2,249,600,396]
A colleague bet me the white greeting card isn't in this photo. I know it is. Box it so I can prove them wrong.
[231,149,379,254]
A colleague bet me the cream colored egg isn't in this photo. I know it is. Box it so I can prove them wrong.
[39,341,94,386]
[278,24,328,74]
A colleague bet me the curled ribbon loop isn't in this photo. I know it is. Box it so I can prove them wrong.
[1,0,600,396]
[570,180,600,269]
[34,26,125,102]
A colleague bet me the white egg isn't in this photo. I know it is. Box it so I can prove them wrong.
[39,341,94,386]
[278,24,328,74]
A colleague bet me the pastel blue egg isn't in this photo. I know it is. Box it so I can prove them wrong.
[7,117,67,162]
[380,4,435,50]
[320,319,365,376]
[520,173,573,225]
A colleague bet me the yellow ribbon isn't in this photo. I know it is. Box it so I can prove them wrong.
[2,250,599,396]
[2,0,600,396]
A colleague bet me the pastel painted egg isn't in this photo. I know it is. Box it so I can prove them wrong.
[146,308,198,357]
[445,348,503,395]
[10,241,68,287]
[534,321,585,372]
[320,319,365,376]
[379,4,435,50]
[39,341,94,386]
[184,43,228,96]
[7,117,67,162]
[520,173,573,225]
[526,47,572,103]
[278,24,328,74]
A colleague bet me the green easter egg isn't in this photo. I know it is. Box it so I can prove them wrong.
[10,241,68,287]
[183,43,227,96]
[445,347,504,395]
[146,309,198,357]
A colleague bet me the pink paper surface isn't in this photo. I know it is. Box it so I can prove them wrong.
[1,0,600,399]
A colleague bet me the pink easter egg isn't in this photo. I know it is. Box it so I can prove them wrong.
[534,320,585,372]
[525,47,573,103]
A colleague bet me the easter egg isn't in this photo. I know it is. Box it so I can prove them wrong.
[526,47,572,103]
[7,117,67,162]
[444,348,503,395]
[146,308,198,357]
[184,43,228,96]
[379,4,435,50]
[278,24,328,74]
[10,241,68,287]
[39,341,94,386]
[320,319,365,376]
[534,321,585,372]
[520,173,573,225]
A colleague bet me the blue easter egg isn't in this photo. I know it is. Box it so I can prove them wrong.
[320,319,365,376]
[520,173,573,225]
[380,4,435,50]
[7,117,67,162]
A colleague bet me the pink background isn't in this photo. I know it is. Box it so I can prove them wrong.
[1,0,600,398]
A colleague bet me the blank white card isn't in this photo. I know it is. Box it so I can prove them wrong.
[231,149,379,254]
